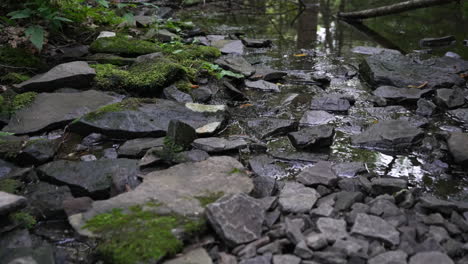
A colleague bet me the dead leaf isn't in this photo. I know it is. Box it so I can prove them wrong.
[294,53,307,57]
[460,73,468,79]
[240,103,253,108]
[408,82,428,89]
[191,84,199,89]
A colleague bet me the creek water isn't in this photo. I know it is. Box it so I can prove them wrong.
[178,0,468,200]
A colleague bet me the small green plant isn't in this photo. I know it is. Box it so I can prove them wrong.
[0,72,30,84]
[229,167,245,174]
[202,62,244,79]
[9,211,36,229]
[11,92,37,111]
[84,205,204,264]
[0,179,22,193]
[195,191,224,207]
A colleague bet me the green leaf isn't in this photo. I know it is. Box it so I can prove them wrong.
[123,13,135,25]
[117,3,129,9]
[54,16,73,22]
[96,0,109,8]
[25,26,45,51]
[7,9,32,19]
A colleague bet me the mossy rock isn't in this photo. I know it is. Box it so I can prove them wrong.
[86,53,136,66]
[0,178,23,193]
[82,98,153,121]
[11,92,37,112]
[83,204,205,264]
[92,60,186,96]
[0,47,42,69]
[0,72,30,84]
[0,135,26,161]
[90,36,162,56]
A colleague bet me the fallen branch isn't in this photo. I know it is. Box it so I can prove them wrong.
[338,0,460,20]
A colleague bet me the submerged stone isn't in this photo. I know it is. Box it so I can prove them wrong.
[15,61,96,92]
[288,125,335,150]
[373,86,431,102]
[245,80,280,92]
[447,132,468,166]
[300,110,336,126]
[310,96,351,112]
[243,118,297,139]
[215,55,255,77]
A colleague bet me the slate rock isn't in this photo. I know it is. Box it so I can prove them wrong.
[167,120,197,149]
[25,181,73,219]
[215,55,255,77]
[153,29,178,42]
[448,108,468,124]
[409,251,453,264]
[253,66,287,81]
[294,240,313,259]
[368,250,408,264]
[332,162,366,178]
[193,137,249,153]
[351,213,400,246]
[373,86,431,102]
[0,191,27,216]
[310,96,351,112]
[37,159,140,199]
[252,175,277,198]
[239,254,272,264]
[360,53,466,89]
[135,52,164,64]
[279,182,320,213]
[15,61,96,92]
[117,137,165,158]
[249,155,286,179]
[213,40,244,55]
[351,120,423,150]
[243,39,272,48]
[351,46,402,56]
[191,87,213,103]
[288,125,334,150]
[0,246,55,264]
[447,132,468,166]
[163,85,193,103]
[297,161,338,187]
[371,178,408,195]
[300,110,336,126]
[306,233,328,250]
[418,195,458,214]
[0,159,18,179]
[334,191,364,211]
[17,138,58,166]
[416,99,437,117]
[243,118,297,139]
[206,193,265,247]
[69,157,253,236]
[3,90,120,135]
[434,88,465,109]
[245,80,280,92]
[164,248,212,264]
[272,254,300,264]
[0,229,32,249]
[316,217,348,242]
[71,100,227,139]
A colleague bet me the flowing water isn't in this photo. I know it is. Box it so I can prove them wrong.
[178,0,468,200]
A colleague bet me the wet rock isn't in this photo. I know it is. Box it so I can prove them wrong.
[163,85,193,103]
[351,46,402,56]
[310,96,351,112]
[249,155,286,179]
[242,38,272,48]
[251,175,277,198]
[416,99,437,117]
[288,125,334,150]
[434,88,465,109]
[373,86,431,102]
[447,132,468,166]
[0,229,32,249]
[332,237,367,258]
[409,251,453,264]
[117,137,164,158]
[243,118,297,139]
[0,245,55,264]
[419,35,456,48]
[167,120,197,149]
[332,162,366,178]
[300,110,337,126]
[418,195,458,214]
[371,178,408,195]
[215,55,255,77]
[173,149,210,163]
[239,254,272,264]
[213,40,244,55]
[69,157,253,236]
[245,80,280,92]
[17,138,58,166]
[272,254,300,264]
[448,108,468,125]
[14,61,96,92]
[192,87,213,103]
[279,182,320,213]
[317,217,348,242]
[306,233,328,250]
[253,66,287,82]
[294,240,313,259]
[334,191,364,211]
[3,90,120,135]
[368,250,408,264]
[285,217,305,244]
[71,99,227,139]
[297,161,338,187]
[193,137,249,153]
[0,191,27,216]
[0,159,18,179]
[164,248,212,264]
[37,159,139,199]
[207,193,264,247]
[63,197,93,216]
[351,120,423,150]
[351,213,400,246]
[25,182,73,219]
[360,53,467,89]
[97,31,116,39]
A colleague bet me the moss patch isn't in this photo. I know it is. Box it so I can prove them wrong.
[82,98,155,121]
[84,205,205,264]
[9,211,36,229]
[90,36,162,56]
[12,92,37,111]
[0,72,30,84]
[195,191,224,207]
[0,47,42,68]
[0,179,22,193]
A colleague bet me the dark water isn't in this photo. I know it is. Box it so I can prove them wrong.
[178,1,468,200]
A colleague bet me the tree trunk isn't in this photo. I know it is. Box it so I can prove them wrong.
[338,0,459,20]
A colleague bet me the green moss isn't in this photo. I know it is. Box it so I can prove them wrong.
[84,205,204,264]
[12,92,37,111]
[194,191,224,207]
[82,98,147,121]
[0,72,30,84]
[175,80,192,93]
[229,168,245,175]
[0,179,22,193]
[9,211,36,229]
[0,47,42,68]
[90,36,162,56]
[0,139,24,159]
[92,64,130,92]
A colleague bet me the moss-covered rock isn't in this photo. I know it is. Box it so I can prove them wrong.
[83,204,205,264]
[0,178,23,193]
[90,36,162,56]
[0,72,30,84]
[82,98,151,121]
[86,53,136,66]
[0,47,42,69]
[12,92,37,111]
[93,60,186,96]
